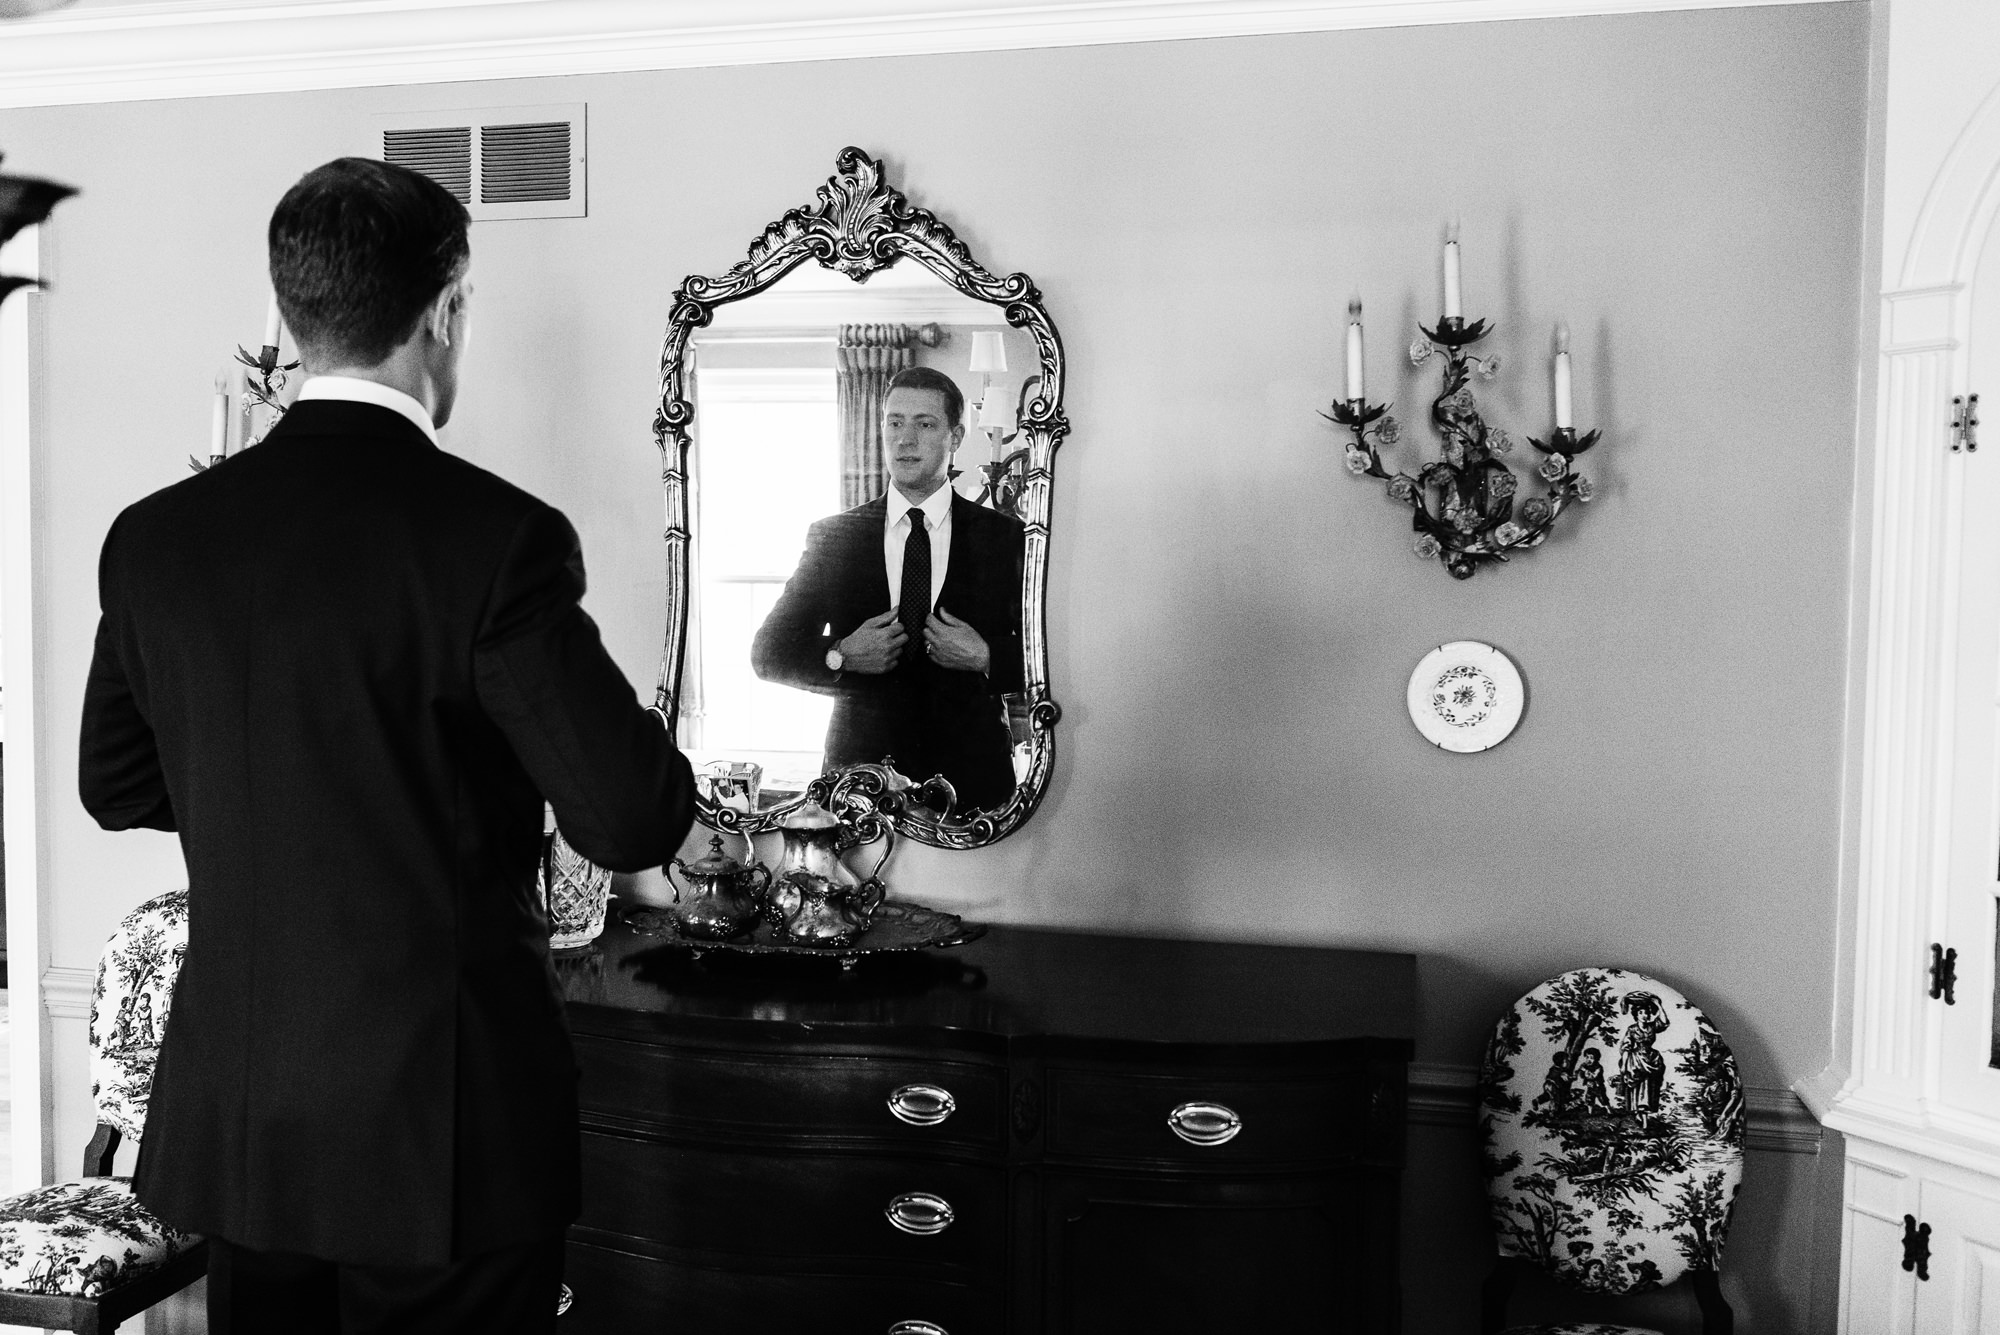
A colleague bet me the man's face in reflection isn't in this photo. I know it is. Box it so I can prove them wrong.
[883,385,963,502]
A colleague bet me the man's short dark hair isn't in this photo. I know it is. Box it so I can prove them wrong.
[886,366,964,429]
[269,158,471,366]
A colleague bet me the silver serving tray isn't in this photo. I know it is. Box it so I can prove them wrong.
[623,899,984,966]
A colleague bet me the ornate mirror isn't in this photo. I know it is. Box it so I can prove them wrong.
[654,148,1068,848]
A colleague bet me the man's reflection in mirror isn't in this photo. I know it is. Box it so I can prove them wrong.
[753,366,1023,810]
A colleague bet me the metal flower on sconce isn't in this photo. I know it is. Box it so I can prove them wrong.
[232,339,299,443]
[190,330,300,474]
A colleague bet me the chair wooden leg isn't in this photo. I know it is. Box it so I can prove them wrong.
[1480,1256,1527,1335]
[82,1123,121,1179]
[1691,1267,1733,1335]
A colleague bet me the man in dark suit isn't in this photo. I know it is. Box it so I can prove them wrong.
[78,158,695,1333]
[752,366,1024,812]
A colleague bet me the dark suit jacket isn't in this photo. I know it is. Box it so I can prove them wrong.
[751,492,1024,810]
[78,399,695,1266]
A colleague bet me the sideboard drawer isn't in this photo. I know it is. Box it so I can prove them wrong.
[579,1131,1008,1275]
[562,1237,1000,1335]
[1044,1067,1364,1165]
[576,1035,1007,1151]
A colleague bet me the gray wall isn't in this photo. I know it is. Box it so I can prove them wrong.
[0,3,1871,1328]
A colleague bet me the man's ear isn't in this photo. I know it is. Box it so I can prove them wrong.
[425,280,462,347]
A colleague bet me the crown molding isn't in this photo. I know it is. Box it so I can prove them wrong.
[0,0,1852,110]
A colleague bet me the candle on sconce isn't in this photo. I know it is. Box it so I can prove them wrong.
[1442,219,1463,321]
[231,360,251,453]
[210,366,229,459]
[1345,298,1365,404]
[984,389,1006,462]
[262,293,282,353]
[1553,323,1574,431]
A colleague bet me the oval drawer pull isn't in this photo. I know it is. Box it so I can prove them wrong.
[885,1191,955,1235]
[887,1083,957,1126]
[1167,1100,1242,1146]
[887,1323,949,1335]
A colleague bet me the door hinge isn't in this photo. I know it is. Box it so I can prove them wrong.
[1930,943,1958,1004]
[1904,1213,1932,1280]
[1952,393,1980,452]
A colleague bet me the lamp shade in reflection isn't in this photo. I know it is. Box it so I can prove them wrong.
[967,331,1007,375]
[976,386,1013,430]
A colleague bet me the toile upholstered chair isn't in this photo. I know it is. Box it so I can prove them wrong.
[0,888,206,1333]
[1477,967,1745,1335]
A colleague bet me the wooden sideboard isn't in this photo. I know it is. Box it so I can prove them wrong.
[554,914,1416,1334]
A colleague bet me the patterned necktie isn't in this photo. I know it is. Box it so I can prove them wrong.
[899,509,931,649]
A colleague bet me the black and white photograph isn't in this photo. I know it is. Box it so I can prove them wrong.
[0,0,1980,1330]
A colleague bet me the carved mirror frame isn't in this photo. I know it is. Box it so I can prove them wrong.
[653,147,1068,849]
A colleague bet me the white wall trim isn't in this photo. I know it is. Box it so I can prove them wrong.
[0,0,1855,109]
[38,966,90,1022]
[1826,1087,2000,1183]
[1409,1061,1823,1154]
[0,230,50,1193]
[1904,77,2000,291]
[1825,45,2000,1178]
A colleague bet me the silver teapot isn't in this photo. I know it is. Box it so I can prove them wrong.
[667,834,772,941]
[765,802,892,948]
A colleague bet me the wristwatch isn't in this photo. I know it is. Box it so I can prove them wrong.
[824,645,845,672]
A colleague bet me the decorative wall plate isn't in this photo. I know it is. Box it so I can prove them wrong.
[1406,641,1524,753]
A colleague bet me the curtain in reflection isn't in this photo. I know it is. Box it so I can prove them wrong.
[836,324,914,509]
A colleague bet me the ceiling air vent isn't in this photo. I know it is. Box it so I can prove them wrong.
[372,104,585,221]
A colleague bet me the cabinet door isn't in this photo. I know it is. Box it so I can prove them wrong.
[1841,1156,1919,1335]
[1916,1178,2000,1335]
[1038,1170,1393,1334]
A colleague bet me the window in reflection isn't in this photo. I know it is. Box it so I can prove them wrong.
[691,366,838,792]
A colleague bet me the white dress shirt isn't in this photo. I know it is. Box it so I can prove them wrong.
[294,376,440,445]
[884,482,954,616]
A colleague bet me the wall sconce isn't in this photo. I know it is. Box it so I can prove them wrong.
[964,330,1038,519]
[1327,228,1603,580]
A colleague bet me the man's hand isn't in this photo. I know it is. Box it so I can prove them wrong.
[925,607,991,675]
[836,610,907,674]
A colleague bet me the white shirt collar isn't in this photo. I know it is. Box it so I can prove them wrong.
[893,483,954,530]
[295,376,440,446]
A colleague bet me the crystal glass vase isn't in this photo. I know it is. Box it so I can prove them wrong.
[542,826,611,950]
